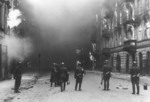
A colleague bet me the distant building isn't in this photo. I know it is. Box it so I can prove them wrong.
[99,0,150,75]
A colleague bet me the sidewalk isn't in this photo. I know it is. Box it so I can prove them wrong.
[87,70,150,86]
[0,73,38,102]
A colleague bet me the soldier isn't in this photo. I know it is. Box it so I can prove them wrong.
[14,61,23,93]
[50,63,57,87]
[130,61,140,95]
[55,63,61,86]
[74,63,85,91]
[101,60,111,91]
[59,62,69,92]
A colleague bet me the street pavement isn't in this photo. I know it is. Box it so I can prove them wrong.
[2,71,148,102]
[0,73,38,102]
[88,70,150,85]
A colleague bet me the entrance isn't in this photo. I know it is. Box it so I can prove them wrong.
[116,54,121,72]
[146,52,150,75]
[139,53,143,75]
[126,54,129,73]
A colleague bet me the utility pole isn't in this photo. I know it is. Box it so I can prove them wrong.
[38,53,41,74]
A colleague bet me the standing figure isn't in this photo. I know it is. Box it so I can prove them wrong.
[59,62,69,92]
[55,64,61,86]
[130,61,140,95]
[50,63,57,87]
[89,52,96,70]
[14,61,23,93]
[74,63,85,91]
[101,60,111,91]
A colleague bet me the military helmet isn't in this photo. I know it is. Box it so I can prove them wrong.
[61,62,64,65]
[132,61,137,66]
[104,60,108,64]
[18,61,22,64]
[133,61,137,64]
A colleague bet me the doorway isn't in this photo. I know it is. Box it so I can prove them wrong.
[116,54,121,72]
[126,54,129,73]
[139,52,143,75]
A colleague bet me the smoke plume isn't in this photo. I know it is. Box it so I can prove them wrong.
[4,8,33,64]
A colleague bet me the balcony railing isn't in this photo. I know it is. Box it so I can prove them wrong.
[123,40,137,52]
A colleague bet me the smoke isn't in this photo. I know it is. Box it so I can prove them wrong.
[2,34,33,63]
[4,8,33,64]
[7,9,22,28]
[19,0,108,69]
[22,0,105,34]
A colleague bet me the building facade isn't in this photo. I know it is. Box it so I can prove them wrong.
[0,0,12,79]
[100,0,150,75]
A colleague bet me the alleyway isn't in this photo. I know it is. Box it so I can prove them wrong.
[6,72,150,102]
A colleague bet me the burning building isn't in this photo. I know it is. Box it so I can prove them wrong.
[0,0,12,79]
[99,0,150,75]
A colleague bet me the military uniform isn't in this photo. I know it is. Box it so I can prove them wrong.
[14,62,22,93]
[74,65,85,91]
[102,63,111,90]
[59,65,69,92]
[50,65,57,87]
[130,63,140,94]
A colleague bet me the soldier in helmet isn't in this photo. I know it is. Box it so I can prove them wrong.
[59,62,69,92]
[101,60,111,91]
[50,63,58,87]
[14,61,23,93]
[74,62,85,91]
[130,61,140,94]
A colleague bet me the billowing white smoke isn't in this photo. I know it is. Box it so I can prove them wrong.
[7,9,22,28]
[2,34,33,63]
[5,8,33,64]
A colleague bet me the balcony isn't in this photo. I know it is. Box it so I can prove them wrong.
[123,40,137,52]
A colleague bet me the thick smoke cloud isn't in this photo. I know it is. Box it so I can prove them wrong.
[19,0,106,70]
[2,34,33,64]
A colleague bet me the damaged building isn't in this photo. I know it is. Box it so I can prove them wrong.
[99,0,150,75]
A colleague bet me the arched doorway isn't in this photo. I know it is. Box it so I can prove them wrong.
[146,52,150,75]
[116,54,121,72]
[111,55,114,70]
[139,53,143,75]
[126,54,129,73]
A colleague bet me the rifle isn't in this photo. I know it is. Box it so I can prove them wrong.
[101,74,104,85]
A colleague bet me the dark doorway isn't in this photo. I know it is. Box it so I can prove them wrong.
[139,53,143,75]
[116,54,121,72]
[146,52,150,75]
[126,54,129,73]
[111,55,113,70]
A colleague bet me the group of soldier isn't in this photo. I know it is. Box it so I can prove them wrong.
[101,60,140,95]
[50,60,141,95]
[50,62,70,92]
[50,62,85,92]
[11,59,141,95]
